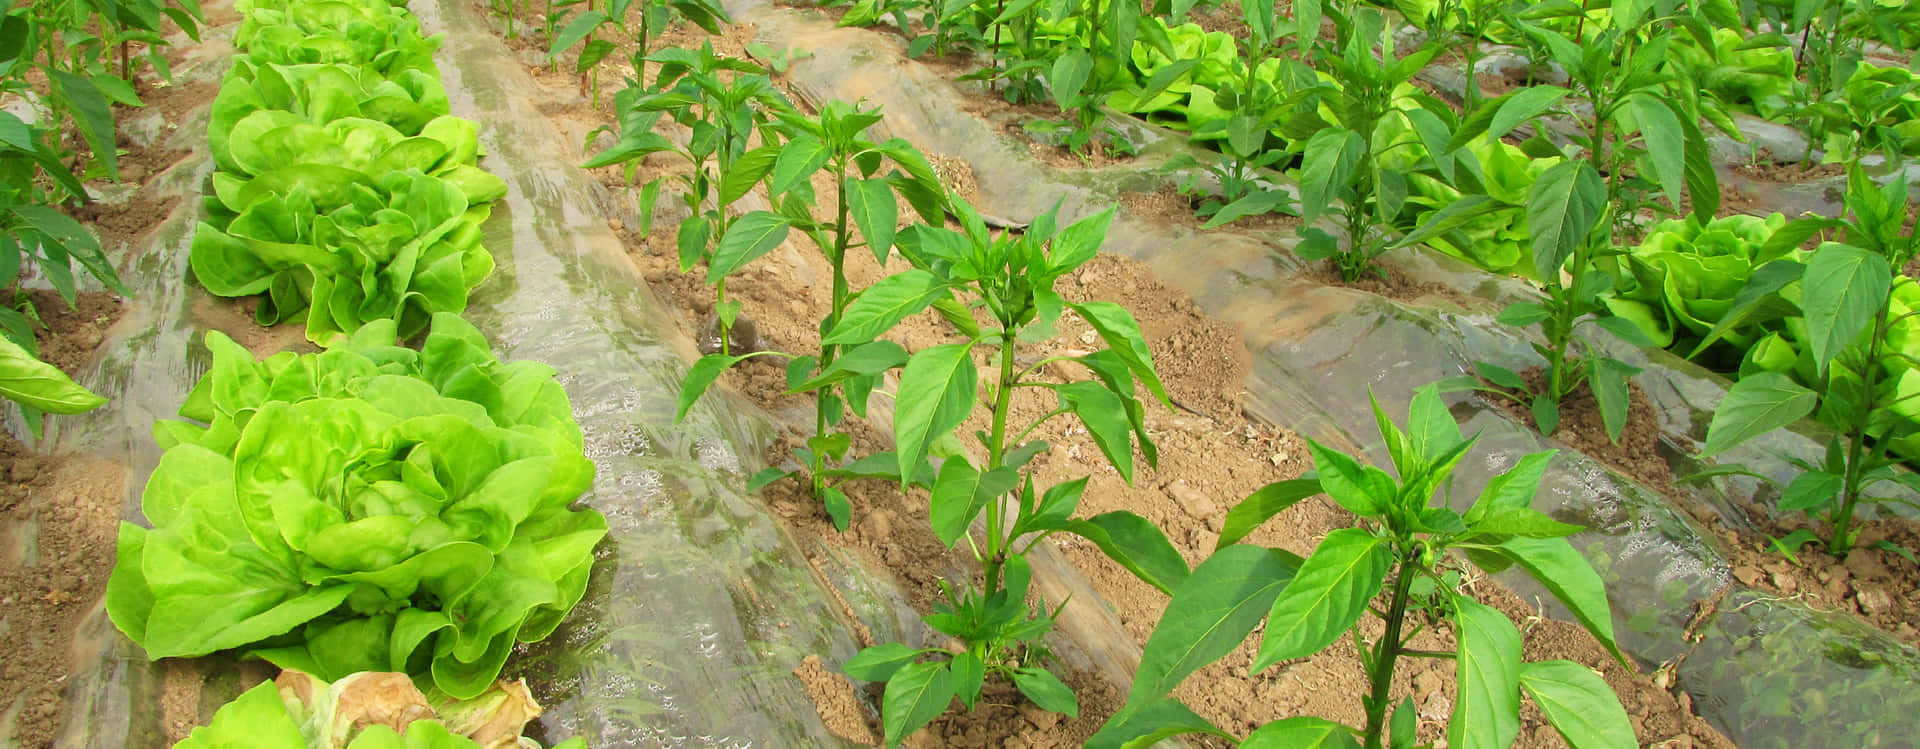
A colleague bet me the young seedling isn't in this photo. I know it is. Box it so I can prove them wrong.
[1694,166,1920,559]
[831,200,1187,746]
[1152,0,1301,225]
[1089,385,1634,749]
[8,0,192,181]
[1036,0,1142,158]
[674,101,949,528]
[584,43,794,354]
[548,0,727,103]
[1290,4,1464,282]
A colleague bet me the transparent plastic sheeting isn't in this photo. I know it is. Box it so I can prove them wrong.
[717,1,1920,746]
[38,0,864,744]
[40,11,240,745]
[41,0,1920,744]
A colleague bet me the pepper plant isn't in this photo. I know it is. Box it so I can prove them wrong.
[1034,0,1142,156]
[2,0,200,181]
[1447,2,1720,439]
[1290,4,1465,282]
[1152,0,1300,225]
[673,101,950,529]
[546,0,726,102]
[1089,386,1633,749]
[1695,166,1920,559]
[585,43,793,353]
[830,201,1187,746]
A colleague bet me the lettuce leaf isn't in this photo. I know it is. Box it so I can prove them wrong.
[177,670,588,749]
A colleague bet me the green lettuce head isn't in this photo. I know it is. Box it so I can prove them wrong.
[1603,213,1794,355]
[108,315,605,699]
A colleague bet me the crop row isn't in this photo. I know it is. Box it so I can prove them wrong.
[98,0,1920,746]
[537,0,1920,746]
[519,1,1661,745]
[101,0,597,745]
[796,0,1920,555]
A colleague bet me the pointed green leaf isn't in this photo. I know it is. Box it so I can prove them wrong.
[1242,716,1363,749]
[0,334,105,415]
[823,270,946,345]
[1700,372,1816,457]
[882,660,955,746]
[1299,128,1365,224]
[1494,537,1620,662]
[771,134,832,196]
[1526,161,1606,280]
[1126,545,1297,703]
[951,652,985,708]
[1779,470,1843,513]
[719,144,782,205]
[1629,94,1686,211]
[1069,301,1171,407]
[1305,439,1393,516]
[1086,696,1233,749]
[1217,478,1324,550]
[849,177,900,264]
[1066,512,1189,595]
[844,642,920,682]
[929,460,1016,547]
[1590,358,1639,444]
[1451,599,1522,749]
[1488,86,1570,142]
[1519,661,1636,749]
[1253,529,1390,671]
[676,353,752,421]
[1013,667,1078,717]
[894,343,976,480]
[1802,243,1889,374]
[548,10,610,58]
[1058,381,1136,483]
[707,212,791,281]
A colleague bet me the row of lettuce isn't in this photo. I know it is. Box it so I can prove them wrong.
[101,1,599,746]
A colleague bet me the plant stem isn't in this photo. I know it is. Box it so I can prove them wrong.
[1362,559,1419,749]
[1832,304,1890,557]
[982,329,1020,595]
[817,159,854,441]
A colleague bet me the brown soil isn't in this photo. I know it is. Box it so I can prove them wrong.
[0,294,133,748]
[1117,183,1300,234]
[952,92,1139,170]
[1483,367,1677,497]
[1732,150,1848,182]
[1303,261,1475,309]
[1713,513,1920,649]
[20,291,122,374]
[796,654,884,746]
[1177,2,1252,40]
[0,442,128,749]
[484,5,1740,748]
[0,12,221,747]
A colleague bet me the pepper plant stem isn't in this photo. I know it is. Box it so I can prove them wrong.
[982,329,1020,596]
[1362,557,1419,749]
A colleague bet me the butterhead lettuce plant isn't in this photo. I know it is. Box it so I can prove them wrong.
[107,314,606,699]
[192,0,505,345]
